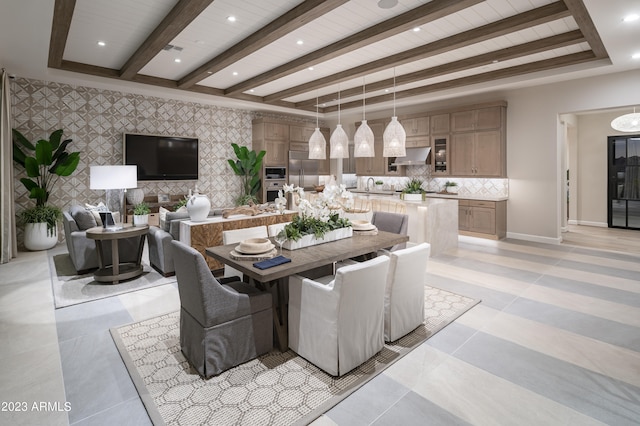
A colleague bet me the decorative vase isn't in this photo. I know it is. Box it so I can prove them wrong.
[187,194,211,222]
[126,188,144,206]
[283,227,353,250]
[24,222,58,251]
[133,214,149,226]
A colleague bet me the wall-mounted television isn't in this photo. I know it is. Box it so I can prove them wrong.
[123,133,199,181]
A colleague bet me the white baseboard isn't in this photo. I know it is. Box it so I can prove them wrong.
[575,221,608,228]
[506,232,562,245]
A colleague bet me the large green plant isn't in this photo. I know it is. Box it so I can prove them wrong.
[13,128,80,207]
[227,143,266,205]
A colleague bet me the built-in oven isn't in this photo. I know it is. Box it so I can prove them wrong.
[265,180,286,203]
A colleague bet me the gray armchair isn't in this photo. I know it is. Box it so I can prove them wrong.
[171,240,273,378]
[62,206,142,274]
[371,211,409,251]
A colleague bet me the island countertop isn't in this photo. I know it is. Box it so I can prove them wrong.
[349,189,507,202]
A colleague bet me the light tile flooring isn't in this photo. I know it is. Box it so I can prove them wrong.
[0,226,639,425]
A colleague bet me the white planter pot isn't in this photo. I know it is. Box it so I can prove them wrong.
[283,227,353,250]
[401,193,424,201]
[187,194,211,222]
[133,214,149,226]
[24,222,58,251]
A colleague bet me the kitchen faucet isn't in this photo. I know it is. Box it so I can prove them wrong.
[366,177,375,192]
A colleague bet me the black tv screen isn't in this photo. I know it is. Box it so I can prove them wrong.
[124,133,198,181]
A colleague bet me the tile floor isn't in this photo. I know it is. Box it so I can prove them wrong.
[0,231,639,425]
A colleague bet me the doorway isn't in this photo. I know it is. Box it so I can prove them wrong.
[607,135,640,229]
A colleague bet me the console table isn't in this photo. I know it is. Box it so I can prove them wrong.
[86,225,148,284]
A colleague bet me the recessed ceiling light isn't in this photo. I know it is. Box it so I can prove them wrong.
[492,60,499,64]
[377,0,398,9]
[249,89,254,93]
[412,27,421,32]
[297,40,304,45]
[321,103,326,107]
[207,71,213,74]
[385,89,390,93]
[308,67,314,71]
[632,52,640,59]
[623,14,639,22]
[97,41,106,47]
[174,58,181,63]
[227,16,236,22]
[195,40,205,45]
[232,71,238,76]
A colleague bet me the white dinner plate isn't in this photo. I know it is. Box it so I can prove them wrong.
[235,243,275,255]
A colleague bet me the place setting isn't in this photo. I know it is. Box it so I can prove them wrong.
[230,233,292,269]
[351,219,378,235]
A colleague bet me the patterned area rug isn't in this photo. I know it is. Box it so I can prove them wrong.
[50,253,177,309]
[111,286,479,425]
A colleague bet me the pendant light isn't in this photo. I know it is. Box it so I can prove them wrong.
[330,86,349,159]
[383,68,406,157]
[353,77,375,157]
[308,93,326,159]
[611,107,640,132]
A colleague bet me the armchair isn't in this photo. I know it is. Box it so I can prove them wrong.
[371,211,409,251]
[384,243,431,342]
[171,241,273,378]
[62,206,141,274]
[288,255,390,376]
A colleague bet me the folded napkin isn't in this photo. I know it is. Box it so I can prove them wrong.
[253,255,292,270]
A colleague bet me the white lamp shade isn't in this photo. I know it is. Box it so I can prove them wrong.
[353,120,375,157]
[383,116,407,157]
[611,112,640,132]
[90,165,138,190]
[330,124,349,159]
[308,128,327,159]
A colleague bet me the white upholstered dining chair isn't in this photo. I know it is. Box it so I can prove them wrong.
[288,255,390,376]
[383,242,431,342]
[222,225,269,280]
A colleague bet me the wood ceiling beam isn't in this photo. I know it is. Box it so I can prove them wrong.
[296,30,586,108]
[264,1,571,103]
[223,0,484,96]
[119,0,215,80]
[324,51,597,113]
[178,0,349,89]
[48,0,76,68]
[562,0,608,58]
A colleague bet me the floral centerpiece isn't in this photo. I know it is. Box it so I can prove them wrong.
[274,183,354,249]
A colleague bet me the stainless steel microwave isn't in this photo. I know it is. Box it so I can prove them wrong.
[264,167,286,179]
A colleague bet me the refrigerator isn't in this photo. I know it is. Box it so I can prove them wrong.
[288,150,319,190]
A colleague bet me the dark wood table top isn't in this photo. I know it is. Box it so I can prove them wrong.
[205,230,409,282]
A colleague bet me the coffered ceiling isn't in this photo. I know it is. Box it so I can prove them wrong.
[43,0,638,114]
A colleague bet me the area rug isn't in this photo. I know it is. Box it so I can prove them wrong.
[111,286,480,426]
[50,253,177,309]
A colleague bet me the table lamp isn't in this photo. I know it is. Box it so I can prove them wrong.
[90,165,138,229]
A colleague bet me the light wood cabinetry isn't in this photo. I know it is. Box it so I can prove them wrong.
[402,116,430,148]
[317,128,331,175]
[431,135,449,175]
[253,119,289,166]
[458,199,506,239]
[430,113,450,134]
[289,125,315,143]
[451,106,502,132]
[356,121,386,176]
[264,140,288,166]
[451,130,503,176]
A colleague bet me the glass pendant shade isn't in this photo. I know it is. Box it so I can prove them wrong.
[330,124,349,159]
[354,120,375,157]
[383,116,406,157]
[611,110,640,132]
[308,128,327,159]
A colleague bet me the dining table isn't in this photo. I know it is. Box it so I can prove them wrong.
[206,230,410,351]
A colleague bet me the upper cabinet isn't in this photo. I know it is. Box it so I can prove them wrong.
[402,116,430,148]
[316,128,331,175]
[430,113,450,134]
[355,120,386,176]
[289,125,315,143]
[451,106,502,132]
[253,119,289,166]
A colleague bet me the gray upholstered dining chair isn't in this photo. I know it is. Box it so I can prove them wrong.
[288,255,390,376]
[171,240,273,378]
[371,211,409,251]
[384,242,431,342]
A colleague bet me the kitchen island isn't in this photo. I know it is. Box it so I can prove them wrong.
[344,193,458,256]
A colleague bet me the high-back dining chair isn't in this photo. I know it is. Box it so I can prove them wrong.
[288,255,390,376]
[384,242,430,342]
[222,225,269,279]
[171,241,273,378]
[371,211,409,251]
[267,222,290,237]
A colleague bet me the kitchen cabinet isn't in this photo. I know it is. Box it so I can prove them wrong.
[289,125,315,143]
[401,116,430,148]
[451,130,503,177]
[343,144,356,174]
[451,106,502,132]
[264,122,289,140]
[430,113,450,134]
[458,199,506,239]
[317,128,331,175]
[253,119,290,166]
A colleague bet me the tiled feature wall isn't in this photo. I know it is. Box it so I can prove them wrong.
[11,78,316,220]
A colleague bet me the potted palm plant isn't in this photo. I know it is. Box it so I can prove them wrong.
[227,143,266,206]
[133,202,150,226]
[13,128,80,250]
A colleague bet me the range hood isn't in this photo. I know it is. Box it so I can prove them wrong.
[391,147,431,166]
